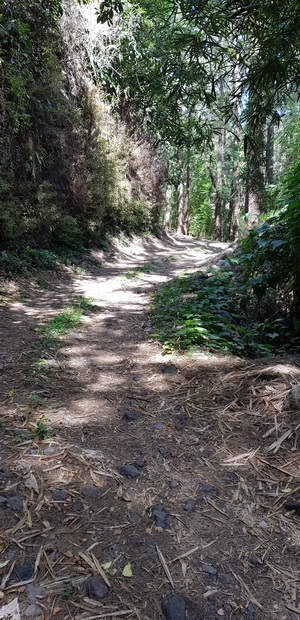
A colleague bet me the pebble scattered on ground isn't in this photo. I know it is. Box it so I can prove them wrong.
[123,410,141,421]
[184,499,196,512]
[161,594,186,620]
[119,464,141,478]
[12,561,34,581]
[7,495,23,511]
[87,576,109,600]
[52,487,68,501]
[152,505,168,528]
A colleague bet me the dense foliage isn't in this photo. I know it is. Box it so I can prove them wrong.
[0,0,164,260]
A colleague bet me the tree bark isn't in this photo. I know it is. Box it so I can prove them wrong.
[244,97,266,226]
[266,124,274,185]
[183,147,191,234]
[176,151,185,235]
[211,130,224,241]
[165,186,172,231]
[227,105,240,241]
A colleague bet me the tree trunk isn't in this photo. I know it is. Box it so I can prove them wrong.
[227,168,239,241]
[165,186,172,232]
[266,124,274,185]
[176,152,185,235]
[212,130,224,241]
[227,104,240,241]
[183,147,191,234]
[244,97,266,226]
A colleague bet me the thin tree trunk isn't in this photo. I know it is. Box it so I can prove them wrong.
[177,152,185,235]
[165,186,172,232]
[183,147,191,234]
[227,105,240,241]
[212,130,224,241]
[266,124,274,185]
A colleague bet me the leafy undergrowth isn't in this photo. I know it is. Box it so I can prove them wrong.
[41,296,94,337]
[0,247,102,279]
[151,258,299,357]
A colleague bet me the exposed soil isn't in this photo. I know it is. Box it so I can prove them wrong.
[1,234,300,620]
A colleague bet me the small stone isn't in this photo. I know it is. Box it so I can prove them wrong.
[152,505,168,528]
[87,576,109,601]
[258,520,268,529]
[0,465,10,477]
[26,449,37,455]
[123,410,141,422]
[158,447,167,456]
[161,594,186,620]
[249,554,262,566]
[218,572,233,584]
[7,495,23,511]
[169,480,180,489]
[73,500,82,512]
[161,364,177,374]
[243,602,256,619]
[43,446,55,455]
[119,465,141,478]
[26,584,47,603]
[184,499,196,512]
[202,563,217,575]
[0,496,7,506]
[16,463,30,475]
[12,561,34,581]
[82,486,101,498]
[282,384,300,411]
[200,483,214,493]
[127,510,141,522]
[122,487,137,501]
[284,497,300,513]
[134,458,145,468]
[153,422,164,430]
[227,471,239,481]
[52,488,68,501]
[25,603,41,618]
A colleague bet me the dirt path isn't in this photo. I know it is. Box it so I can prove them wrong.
[1,235,300,620]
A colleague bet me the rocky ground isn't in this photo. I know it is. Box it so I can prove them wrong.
[0,234,300,620]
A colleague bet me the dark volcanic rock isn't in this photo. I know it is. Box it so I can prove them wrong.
[0,496,7,506]
[202,563,217,576]
[87,576,109,601]
[123,410,141,422]
[183,499,196,512]
[12,561,34,582]
[161,594,186,620]
[134,458,145,468]
[161,364,177,374]
[199,483,214,493]
[284,496,300,513]
[249,554,263,566]
[119,465,141,478]
[227,471,239,481]
[7,495,23,511]
[218,572,233,584]
[152,505,168,528]
[52,488,68,501]
[158,447,167,456]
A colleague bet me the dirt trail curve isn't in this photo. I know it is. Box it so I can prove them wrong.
[0,234,300,620]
